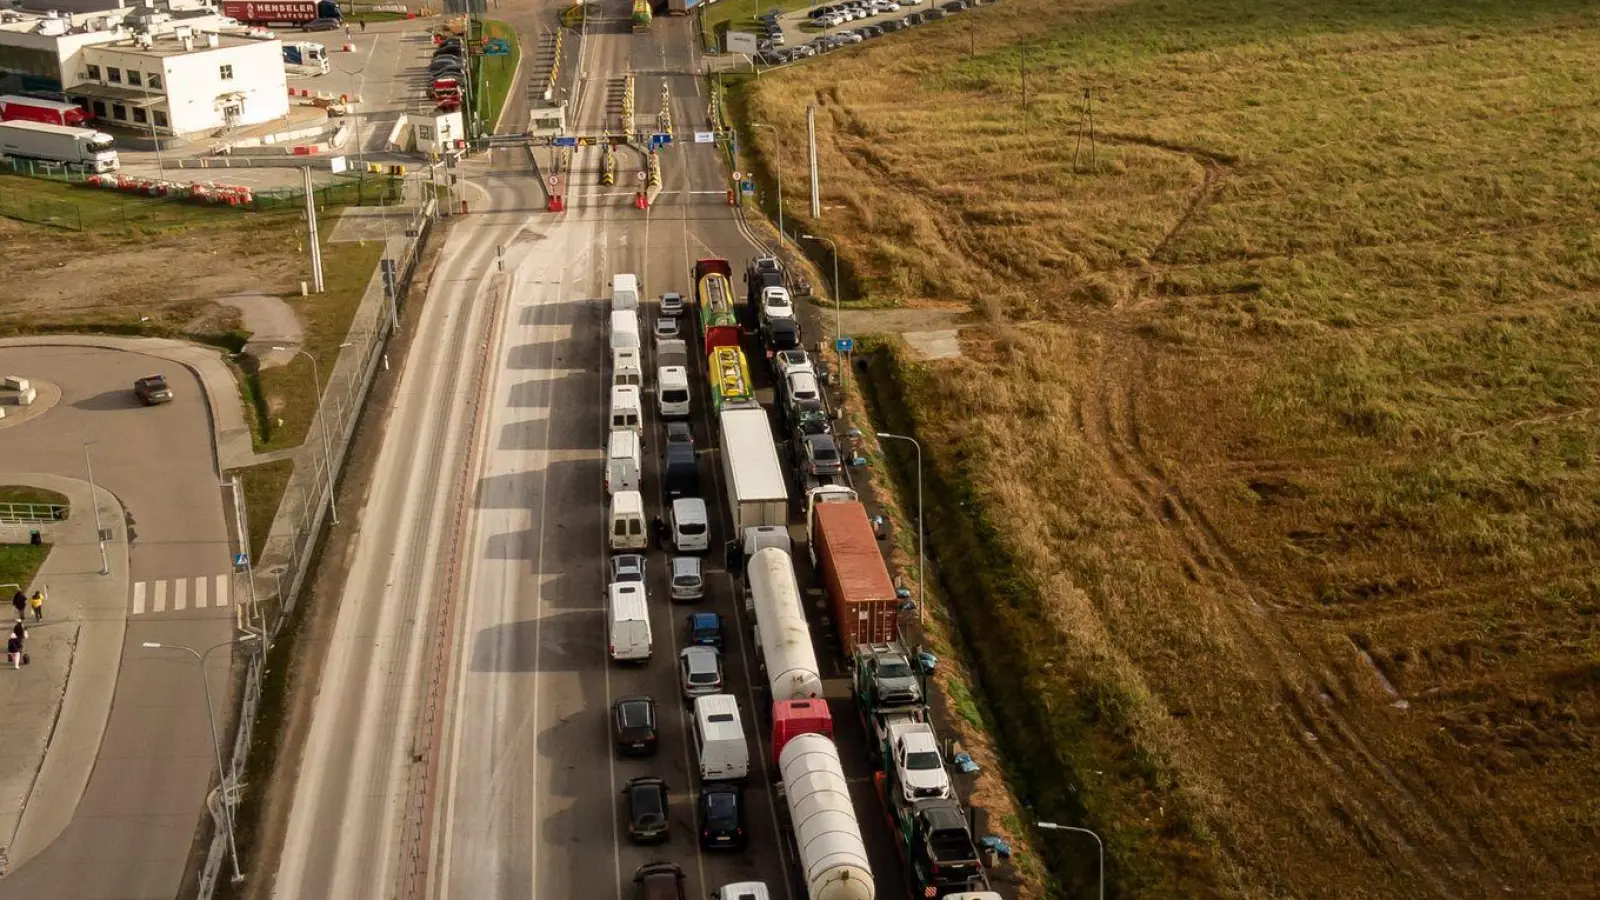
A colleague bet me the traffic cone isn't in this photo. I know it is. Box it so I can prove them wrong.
[634,192,648,209]
[547,194,565,212]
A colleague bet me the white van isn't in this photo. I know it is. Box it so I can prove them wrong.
[611,273,640,312]
[610,384,642,433]
[657,365,691,418]
[672,497,710,553]
[612,347,642,387]
[610,309,641,354]
[609,490,647,550]
[606,429,641,495]
[608,582,652,663]
[692,693,750,781]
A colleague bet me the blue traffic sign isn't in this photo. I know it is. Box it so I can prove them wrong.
[233,552,249,567]
[835,337,854,353]
[650,132,673,147]
[740,180,755,195]
[552,136,578,148]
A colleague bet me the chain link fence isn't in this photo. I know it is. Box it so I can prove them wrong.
[195,195,438,900]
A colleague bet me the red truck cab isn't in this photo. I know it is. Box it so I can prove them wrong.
[770,698,833,767]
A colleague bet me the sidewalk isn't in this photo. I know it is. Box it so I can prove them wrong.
[0,473,130,871]
[0,336,260,471]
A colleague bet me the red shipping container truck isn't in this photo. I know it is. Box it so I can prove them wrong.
[220,0,340,25]
[0,95,90,128]
[811,501,900,655]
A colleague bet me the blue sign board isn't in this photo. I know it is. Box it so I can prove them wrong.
[740,180,755,195]
[234,553,249,567]
[553,136,578,148]
[650,133,673,147]
[835,337,854,353]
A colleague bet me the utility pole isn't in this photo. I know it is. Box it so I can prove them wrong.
[751,122,783,244]
[807,104,820,219]
[83,440,108,576]
[301,166,325,292]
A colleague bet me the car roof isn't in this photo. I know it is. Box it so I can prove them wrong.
[673,497,707,516]
[682,645,720,664]
[690,611,720,626]
[671,555,701,575]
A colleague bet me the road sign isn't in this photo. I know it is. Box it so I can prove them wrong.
[835,337,854,353]
[650,132,672,147]
[725,30,759,55]
[553,136,578,148]
[694,131,714,144]
[740,180,754,196]
[233,552,249,568]
[547,174,559,187]
[636,170,648,182]
[731,171,742,182]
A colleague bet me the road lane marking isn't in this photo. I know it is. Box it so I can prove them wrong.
[215,574,230,605]
[194,576,207,609]
[132,582,145,616]
[152,580,167,613]
[173,578,187,611]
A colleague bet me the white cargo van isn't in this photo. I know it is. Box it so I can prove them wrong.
[672,497,710,553]
[606,429,641,495]
[611,273,640,312]
[610,309,641,353]
[692,693,750,781]
[610,384,642,433]
[609,490,647,550]
[608,582,652,662]
[612,347,642,387]
[657,365,691,418]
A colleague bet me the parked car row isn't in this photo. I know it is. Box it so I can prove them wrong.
[758,0,979,64]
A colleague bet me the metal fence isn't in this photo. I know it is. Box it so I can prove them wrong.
[195,193,437,900]
[0,159,403,229]
[0,502,67,524]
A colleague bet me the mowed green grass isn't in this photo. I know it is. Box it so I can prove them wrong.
[746,0,1600,897]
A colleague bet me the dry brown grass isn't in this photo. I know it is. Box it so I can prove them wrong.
[745,0,1600,896]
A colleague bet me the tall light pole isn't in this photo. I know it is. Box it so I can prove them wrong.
[1038,821,1105,900]
[143,634,260,883]
[751,122,783,244]
[275,346,339,525]
[875,432,923,625]
[335,63,367,174]
[83,440,108,576]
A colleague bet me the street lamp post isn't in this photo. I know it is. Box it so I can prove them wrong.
[275,346,339,525]
[82,440,108,576]
[751,122,783,244]
[875,432,924,625]
[143,634,260,882]
[335,64,367,173]
[1037,821,1106,900]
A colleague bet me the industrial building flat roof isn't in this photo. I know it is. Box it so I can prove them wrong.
[89,31,267,57]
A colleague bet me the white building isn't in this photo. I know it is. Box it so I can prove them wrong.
[74,27,287,136]
[0,6,288,137]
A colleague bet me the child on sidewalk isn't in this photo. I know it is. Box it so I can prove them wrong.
[29,591,43,622]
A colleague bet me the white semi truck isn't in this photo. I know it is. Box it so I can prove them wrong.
[778,733,876,900]
[0,121,118,172]
[747,546,824,701]
[719,404,789,532]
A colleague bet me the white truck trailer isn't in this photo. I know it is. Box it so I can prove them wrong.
[748,546,823,700]
[0,121,117,172]
[720,404,789,532]
[778,733,876,900]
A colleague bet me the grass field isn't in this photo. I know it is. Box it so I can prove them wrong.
[473,20,521,132]
[0,486,70,517]
[744,0,1600,896]
[0,544,51,594]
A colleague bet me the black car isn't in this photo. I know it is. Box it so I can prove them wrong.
[430,58,466,75]
[663,442,701,500]
[880,18,904,31]
[698,784,747,850]
[943,0,969,8]
[613,696,659,757]
[902,11,924,24]
[862,24,885,36]
[633,862,686,900]
[764,318,801,353]
[622,776,671,843]
[434,43,464,57]
[923,6,947,18]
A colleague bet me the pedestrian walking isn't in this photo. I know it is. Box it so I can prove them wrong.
[651,514,666,550]
[11,620,25,645]
[10,590,24,619]
[7,635,19,669]
[360,18,367,32]
[29,591,42,622]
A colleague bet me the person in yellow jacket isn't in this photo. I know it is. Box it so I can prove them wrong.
[29,590,44,622]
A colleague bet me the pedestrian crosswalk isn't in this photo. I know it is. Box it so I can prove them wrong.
[130,575,233,617]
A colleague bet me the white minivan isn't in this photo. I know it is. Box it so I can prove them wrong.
[692,693,750,781]
[609,490,647,550]
[611,273,640,312]
[671,497,710,553]
[657,365,691,418]
[606,428,640,495]
[610,309,641,354]
[610,384,642,433]
[785,370,821,409]
[608,582,652,663]
[612,347,642,387]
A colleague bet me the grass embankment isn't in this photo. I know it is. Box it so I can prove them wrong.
[472,19,521,132]
[745,0,1600,896]
[234,460,297,565]
[0,544,51,592]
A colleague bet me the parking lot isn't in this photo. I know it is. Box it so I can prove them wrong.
[749,0,991,64]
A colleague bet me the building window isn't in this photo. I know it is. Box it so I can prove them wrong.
[148,73,162,89]
[91,100,106,117]
[128,70,141,87]
[111,103,126,120]
[133,107,147,124]
[153,110,168,128]
[86,64,100,80]
[219,64,234,80]
[107,67,121,84]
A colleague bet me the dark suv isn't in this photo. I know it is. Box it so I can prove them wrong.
[134,374,173,405]
[622,776,671,843]
[613,696,659,757]
[633,861,686,900]
[698,783,747,850]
